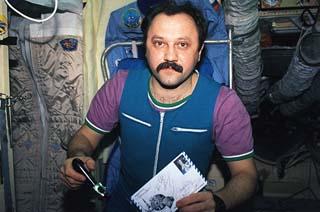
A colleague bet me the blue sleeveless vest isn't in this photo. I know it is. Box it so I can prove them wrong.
[119,68,220,193]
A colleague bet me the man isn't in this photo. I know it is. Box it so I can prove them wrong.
[59,2,257,212]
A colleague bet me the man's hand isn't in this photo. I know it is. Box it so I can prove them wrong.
[59,156,96,190]
[59,125,102,190]
[176,191,216,212]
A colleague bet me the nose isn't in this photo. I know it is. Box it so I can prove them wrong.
[164,45,178,62]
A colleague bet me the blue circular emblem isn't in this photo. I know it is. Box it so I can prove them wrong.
[122,8,141,29]
[59,38,78,51]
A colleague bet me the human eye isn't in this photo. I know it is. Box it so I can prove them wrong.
[177,41,189,49]
[153,40,164,48]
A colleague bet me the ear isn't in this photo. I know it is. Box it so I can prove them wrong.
[198,44,204,62]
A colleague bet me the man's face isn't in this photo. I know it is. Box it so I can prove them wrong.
[145,13,203,89]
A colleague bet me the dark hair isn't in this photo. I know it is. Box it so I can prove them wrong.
[141,1,208,50]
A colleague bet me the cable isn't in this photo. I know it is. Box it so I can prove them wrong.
[4,0,58,23]
[312,158,320,188]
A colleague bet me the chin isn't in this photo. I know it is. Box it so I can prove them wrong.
[161,84,180,89]
[158,80,183,89]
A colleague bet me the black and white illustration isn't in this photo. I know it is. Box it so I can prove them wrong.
[131,152,207,212]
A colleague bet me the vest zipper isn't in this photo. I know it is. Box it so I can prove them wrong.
[171,127,207,133]
[121,112,152,127]
[153,111,165,176]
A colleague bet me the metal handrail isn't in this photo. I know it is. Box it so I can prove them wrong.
[101,28,233,88]
[100,41,143,81]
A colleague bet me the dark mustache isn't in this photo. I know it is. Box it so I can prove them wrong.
[156,62,183,73]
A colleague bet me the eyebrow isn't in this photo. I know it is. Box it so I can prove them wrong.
[150,35,192,41]
[150,35,164,40]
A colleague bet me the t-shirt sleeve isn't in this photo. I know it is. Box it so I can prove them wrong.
[213,86,254,161]
[85,70,128,134]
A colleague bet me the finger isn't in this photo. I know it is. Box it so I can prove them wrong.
[65,176,83,189]
[177,192,209,207]
[62,162,87,182]
[60,172,83,189]
[178,198,214,212]
[59,166,84,189]
[177,192,214,212]
[68,157,95,180]
[84,158,96,171]
[59,171,73,189]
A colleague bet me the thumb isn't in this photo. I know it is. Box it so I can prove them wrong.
[84,157,96,171]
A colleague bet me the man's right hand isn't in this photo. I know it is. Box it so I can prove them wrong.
[59,156,96,190]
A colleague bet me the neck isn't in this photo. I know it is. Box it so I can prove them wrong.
[150,72,198,104]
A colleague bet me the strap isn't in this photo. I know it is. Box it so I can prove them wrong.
[204,188,226,212]
[0,97,14,212]
[212,193,226,212]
